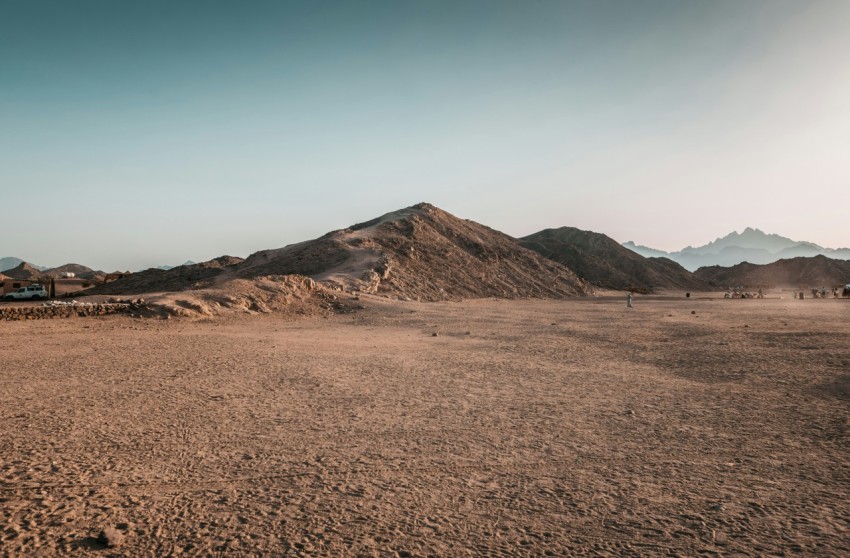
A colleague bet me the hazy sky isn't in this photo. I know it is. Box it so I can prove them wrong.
[3,0,848,270]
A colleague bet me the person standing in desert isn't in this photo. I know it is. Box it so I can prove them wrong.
[626,291,633,308]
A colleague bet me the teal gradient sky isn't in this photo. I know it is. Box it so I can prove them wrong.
[2,0,848,270]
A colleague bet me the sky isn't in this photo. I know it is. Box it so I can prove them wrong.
[2,0,848,271]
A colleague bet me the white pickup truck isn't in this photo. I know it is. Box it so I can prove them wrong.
[3,284,48,301]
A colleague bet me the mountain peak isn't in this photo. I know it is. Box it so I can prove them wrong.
[0,257,47,273]
[242,202,590,300]
[96,203,589,301]
[2,262,44,281]
[626,228,843,270]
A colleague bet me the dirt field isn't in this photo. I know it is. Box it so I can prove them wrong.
[1,294,848,557]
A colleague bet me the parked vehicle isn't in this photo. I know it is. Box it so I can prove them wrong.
[2,284,48,301]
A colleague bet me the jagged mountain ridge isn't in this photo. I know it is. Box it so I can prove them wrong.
[521,227,711,292]
[624,228,850,271]
[683,227,810,254]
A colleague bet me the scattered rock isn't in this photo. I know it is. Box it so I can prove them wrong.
[431,332,439,337]
[712,529,728,545]
[98,526,125,548]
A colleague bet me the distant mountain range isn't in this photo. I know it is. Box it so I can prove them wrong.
[623,228,850,271]
[1,257,197,275]
[0,262,104,281]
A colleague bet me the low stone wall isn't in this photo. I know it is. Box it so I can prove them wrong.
[0,303,130,321]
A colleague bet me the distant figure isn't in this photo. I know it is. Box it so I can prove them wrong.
[626,291,633,308]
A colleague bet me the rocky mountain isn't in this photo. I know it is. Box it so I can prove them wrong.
[624,228,850,271]
[91,203,590,301]
[0,257,24,273]
[85,256,244,295]
[41,263,103,280]
[521,227,711,292]
[687,228,806,254]
[236,203,589,300]
[2,262,45,281]
[0,257,46,273]
[694,255,850,288]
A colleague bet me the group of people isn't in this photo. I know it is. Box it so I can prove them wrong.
[810,287,839,299]
[793,287,844,299]
[724,290,764,299]
[625,285,847,306]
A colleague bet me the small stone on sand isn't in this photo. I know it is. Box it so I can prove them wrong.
[98,527,124,548]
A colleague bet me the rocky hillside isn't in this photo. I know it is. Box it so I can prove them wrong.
[237,203,589,300]
[0,257,27,273]
[2,262,44,281]
[694,255,850,288]
[84,256,244,295]
[41,263,103,280]
[521,227,711,292]
[91,203,589,301]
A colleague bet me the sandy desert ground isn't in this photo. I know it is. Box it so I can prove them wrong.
[1,294,848,557]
